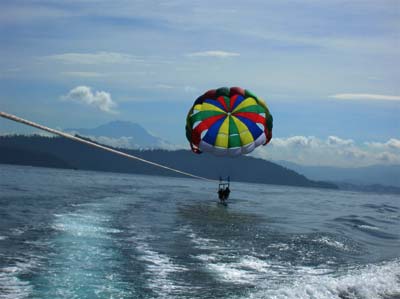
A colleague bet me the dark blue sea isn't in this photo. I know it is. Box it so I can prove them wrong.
[0,164,399,299]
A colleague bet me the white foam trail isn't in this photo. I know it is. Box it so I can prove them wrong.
[268,242,290,251]
[38,206,128,298]
[196,254,217,262]
[0,273,32,299]
[187,228,337,286]
[189,233,222,250]
[0,256,43,299]
[52,212,121,237]
[187,228,272,285]
[208,263,259,284]
[240,259,400,299]
[131,234,189,298]
[10,228,27,236]
[313,236,349,251]
[239,256,271,273]
[183,226,223,251]
[357,224,381,231]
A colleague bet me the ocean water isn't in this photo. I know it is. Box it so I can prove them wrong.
[0,164,399,299]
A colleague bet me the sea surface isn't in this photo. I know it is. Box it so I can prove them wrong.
[0,164,399,299]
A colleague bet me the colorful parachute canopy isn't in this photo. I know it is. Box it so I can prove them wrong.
[186,87,273,156]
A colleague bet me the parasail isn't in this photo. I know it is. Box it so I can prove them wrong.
[186,87,273,156]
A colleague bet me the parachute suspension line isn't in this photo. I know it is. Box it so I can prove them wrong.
[0,111,215,182]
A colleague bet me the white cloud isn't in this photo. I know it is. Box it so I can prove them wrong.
[62,86,117,113]
[186,51,240,58]
[155,84,174,89]
[376,151,398,163]
[252,136,400,167]
[330,93,400,101]
[327,136,354,146]
[65,135,183,151]
[62,71,105,78]
[148,84,198,94]
[0,5,74,23]
[85,136,138,149]
[270,135,318,148]
[241,29,399,55]
[184,86,198,93]
[44,52,141,65]
[366,138,400,151]
[387,139,400,150]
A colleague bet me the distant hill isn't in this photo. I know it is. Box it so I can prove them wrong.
[0,146,73,169]
[67,120,174,149]
[277,160,400,187]
[0,135,337,189]
[277,160,400,192]
[335,182,400,194]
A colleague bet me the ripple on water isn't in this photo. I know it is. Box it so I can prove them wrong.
[333,215,398,240]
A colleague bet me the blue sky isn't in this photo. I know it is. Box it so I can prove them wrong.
[0,0,399,166]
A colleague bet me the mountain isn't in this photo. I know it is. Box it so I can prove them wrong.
[0,135,337,190]
[67,121,174,149]
[277,160,400,188]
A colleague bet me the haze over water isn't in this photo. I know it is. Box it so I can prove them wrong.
[0,164,399,299]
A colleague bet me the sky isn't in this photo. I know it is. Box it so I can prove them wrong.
[0,0,399,167]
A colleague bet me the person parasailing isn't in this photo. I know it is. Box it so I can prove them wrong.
[218,176,231,204]
[185,86,274,203]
